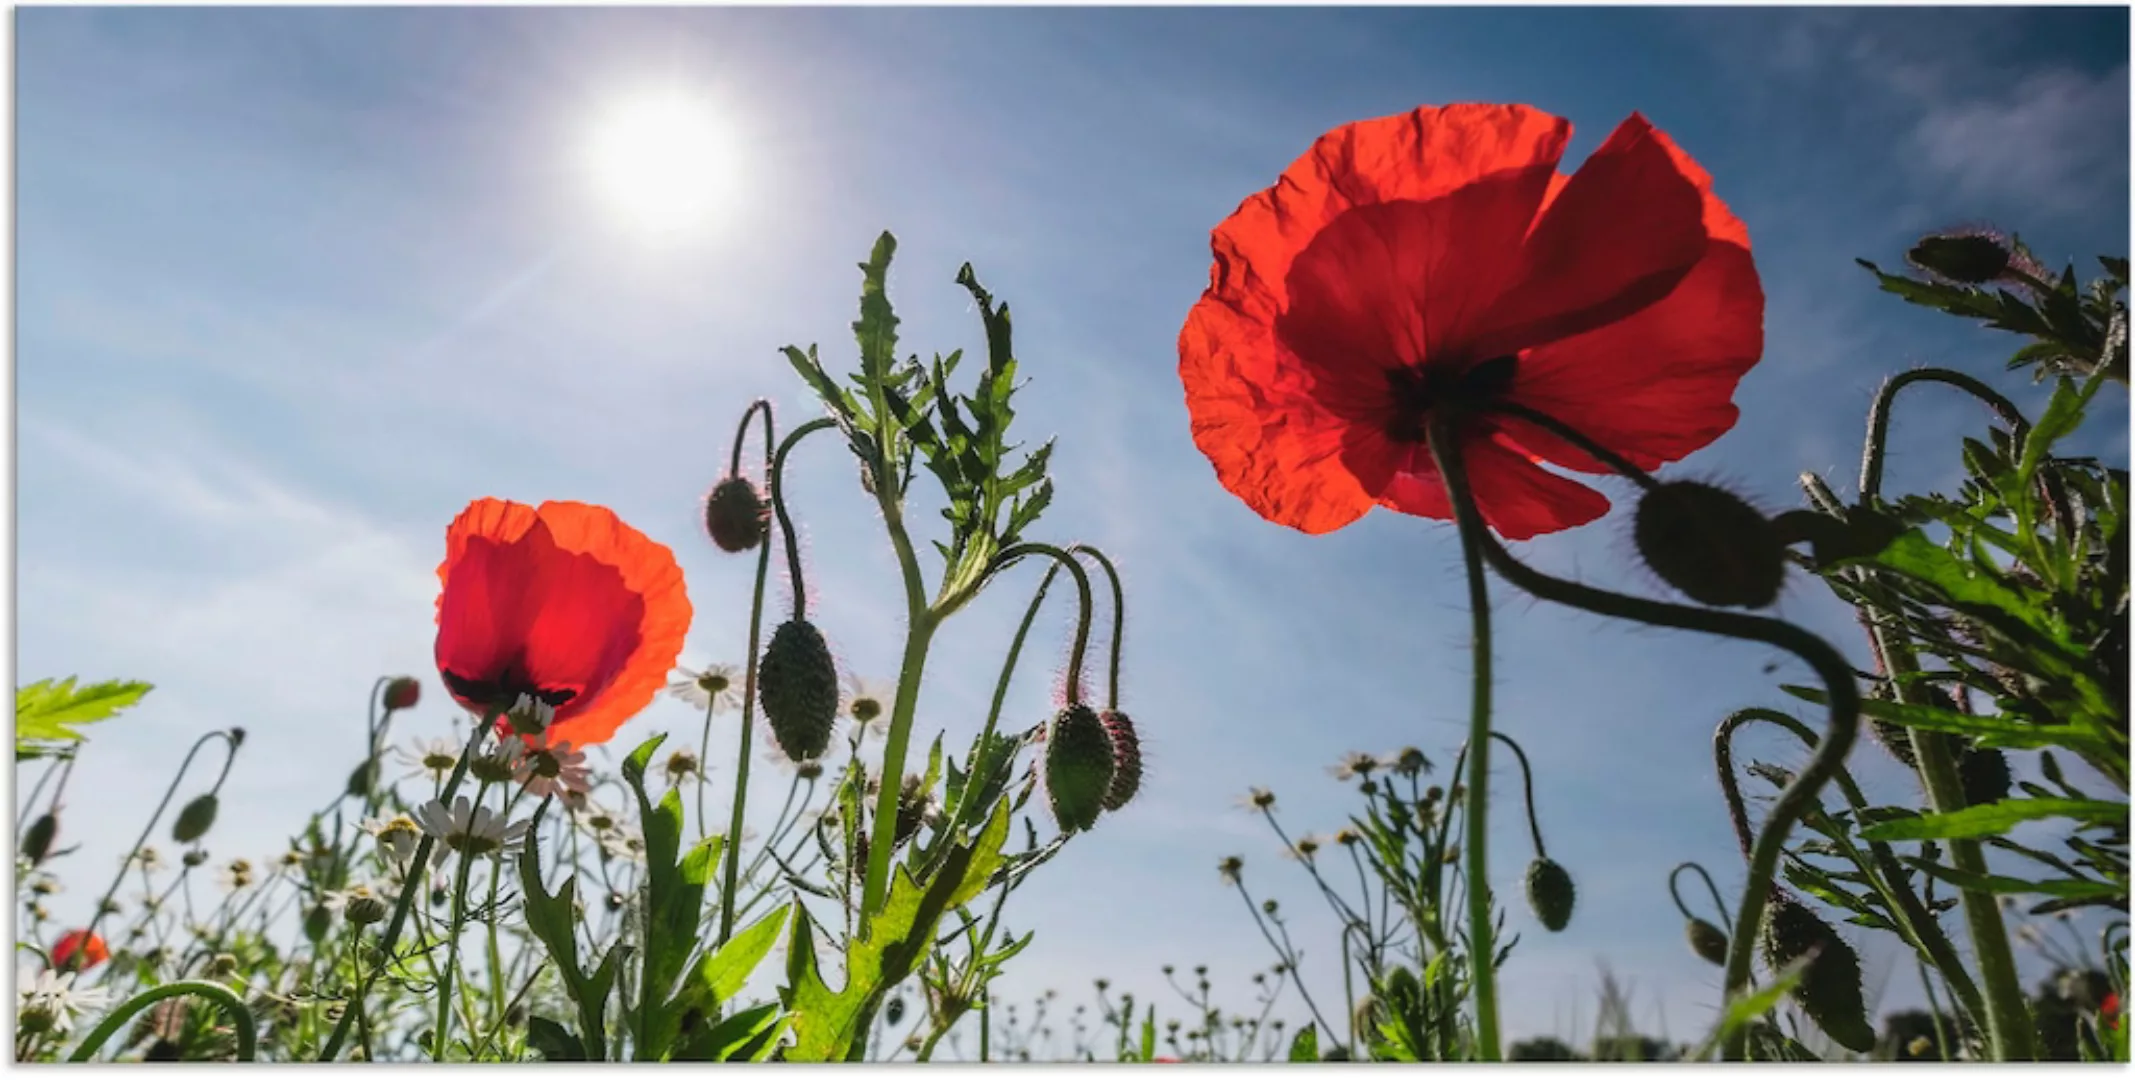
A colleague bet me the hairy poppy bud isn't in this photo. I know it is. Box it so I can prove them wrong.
[704,476,770,554]
[347,895,389,927]
[1906,232,2012,286]
[22,813,57,866]
[1044,703,1115,834]
[1634,481,1784,609]
[759,620,840,762]
[1525,858,1575,932]
[1868,715,1918,769]
[383,676,421,711]
[303,903,332,944]
[172,795,219,845]
[1100,710,1143,812]
[1688,918,1729,966]
[1762,897,1875,1053]
[1959,746,2011,806]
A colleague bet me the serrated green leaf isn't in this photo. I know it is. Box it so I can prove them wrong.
[526,1016,586,1062]
[1860,797,2125,841]
[695,906,789,1008]
[1288,1023,1319,1062]
[16,678,152,757]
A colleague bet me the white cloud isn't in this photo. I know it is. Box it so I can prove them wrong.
[1912,65,2131,216]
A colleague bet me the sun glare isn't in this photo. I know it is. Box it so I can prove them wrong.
[583,90,733,241]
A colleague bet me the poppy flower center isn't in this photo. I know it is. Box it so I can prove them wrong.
[441,667,578,714]
[1383,354,1520,443]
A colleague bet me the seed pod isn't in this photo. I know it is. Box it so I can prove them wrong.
[1687,918,1729,966]
[1525,858,1576,932]
[1959,746,2011,806]
[1634,481,1785,609]
[1099,710,1143,812]
[703,476,770,554]
[382,676,422,711]
[172,795,220,845]
[759,620,840,762]
[1044,703,1115,834]
[21,813,58,866]
[1761,897,1875,1053]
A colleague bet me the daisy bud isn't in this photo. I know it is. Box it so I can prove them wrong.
[759,620,840,762]
[207,953,239,978]
[703,476,770,554]
[346,895,389,927]
[1960,746,2011,806]
[1687,918,1729,966]
[182,849,209,869]
[1761,897,1875,1053]
[1099,710,1143,812]
[1905,231,2012,286]
[665,749,701,782]
[1044,703,1116,834]
[383,676,422,712]
[21,812,57,866]
[172,795,219,845]
[1525,858,1576,932]
[1634,481,1785,609]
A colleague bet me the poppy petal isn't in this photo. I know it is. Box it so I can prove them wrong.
[1498,130,1763,474]
[1340,425,1608,541]
[1183,104,1572,534]
[1468,113,1710,359]
[530,502,691,750]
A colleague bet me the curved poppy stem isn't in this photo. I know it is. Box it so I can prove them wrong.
[316,709,497,1062]
[1718,707,1989,1033]
[80,728,240,955]
[1491,731,1547,859]
[1420,419,1502,1062]
[711,403,782,946]
[68,980,256,1062]
[770,419,836,622]
[1067,545,1126,712]
[700,398,777,831]
[960,561,1061,840]
[729,397,775,479]
[1424,417,1858,1062]
[1669,861,1730,934]
[1859,367,2029,500]
[988,543,1096,704]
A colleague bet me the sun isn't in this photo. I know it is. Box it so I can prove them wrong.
[583,89,734,240]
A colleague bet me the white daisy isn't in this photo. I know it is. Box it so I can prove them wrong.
[127,847,166,873]
[217,858,256,892]
[513,742,591,800]
[416,796,531,867]
[501,693,558,739]
[398,737,461,783]
[596,826,646,865]
[669,663,743,713]
[361,815,424,865]
[841,674,896,736]
[569,798,625,836]
[469,738,526,785]
[17,970,110,1037]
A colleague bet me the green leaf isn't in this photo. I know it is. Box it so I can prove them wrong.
[16,678,152,757]
[2019,377,2088,481]
[677,1001,789,1062]
[525,1016,586,1062]
[1138,1006,1156,1062]
[517,805,619,1061]
[694,906,790,1008]
[1780,683,2111,754]
[1905,859,2123,901]
[1288,1023,1320,1062]
[1695,955,1811,1061]
[622,732,667,791]
[1859,797,2125,841]
[852,232,902,386]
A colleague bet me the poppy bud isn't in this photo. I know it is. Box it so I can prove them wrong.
[172,795,219,844]
[383,676,421,711]
[1044,703,1116,834]
[53,929,109,971]
[1959,746,2011,806]
[1525,857,1575,932]
[1869,715,1918,769]
[759,620,840,762]
[1761,897,1875,1053]
[347,895,389,927]
[886,995,906,1026]
[1099,710,1143,812]
[1687,918,1729,966]
[703,476,770,554]
[21,813,57,866]
[1906,232,2012,286]
[1634,481,1785,609]
[303,903,332,943]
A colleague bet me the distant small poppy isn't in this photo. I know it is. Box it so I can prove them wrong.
[1180,103,1763,540]
[52,929,108,971]
[434,499,692,751]
[2106,991,2121,1030]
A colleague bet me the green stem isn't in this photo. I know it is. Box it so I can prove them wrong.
[434,846,476,1060]
[1067,545,1126,711]
[1421,420,1501,1061]
[860,613,938,929]
[67,981,256,1062]
[315,711,495,1062]
[1489,731,1546,858]
[1424,419,1859,1062]
[1859,367,2030,499]
[718,483,778,943]
[1669,861,1731,933]
[80,730,238,952]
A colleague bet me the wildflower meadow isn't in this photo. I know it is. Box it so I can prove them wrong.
[14,6,2129,1065]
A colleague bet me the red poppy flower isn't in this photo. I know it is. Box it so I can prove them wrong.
[2106,991,2121,1029]
[434,499,692,751]
[52,929,108,971]
[1180,103,1763,540]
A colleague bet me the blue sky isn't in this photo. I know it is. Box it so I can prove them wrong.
[15,6,2130,1052]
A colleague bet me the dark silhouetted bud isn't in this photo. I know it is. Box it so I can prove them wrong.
[1907,232,2012,286]
[1045,703,1115,833]
[303,904,332,944]
[22,813,57,866]
[383,676,422,711]
[1959,746,2011,806]
[1525,858,1575,932]
[1100,710,1143,812]
[347,895,389,926]
[172,795,219,845]
[1635,481,1784,609]
[1762,897,1874,1053]
[759,620,840,762]
[1688,918,1729,966]
[704,476,770,554]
